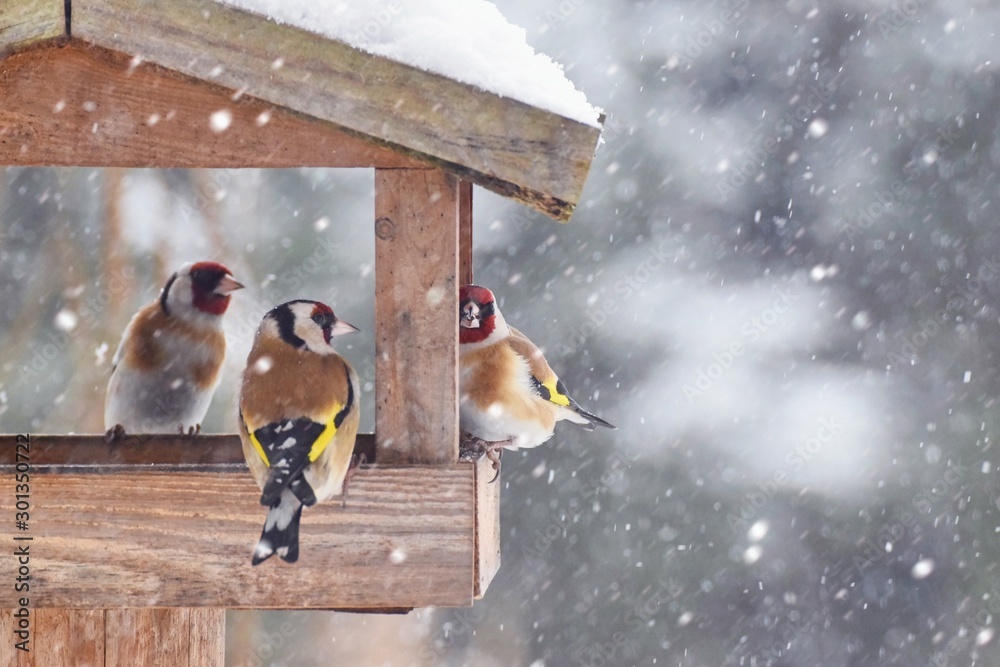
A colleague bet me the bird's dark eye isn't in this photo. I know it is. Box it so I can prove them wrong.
[312,313,325,325]
[190,269,205,282]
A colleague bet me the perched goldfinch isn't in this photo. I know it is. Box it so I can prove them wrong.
[459,285,616,473]
[104,261,243,438]
[238,300,361,565]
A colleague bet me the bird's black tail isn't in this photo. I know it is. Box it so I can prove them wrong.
[574,406,617,431]
[252,489,304,565]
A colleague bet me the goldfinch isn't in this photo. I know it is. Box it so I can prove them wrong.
[104,261,243,438]
[459,285,616,474]
[238,300,361,565]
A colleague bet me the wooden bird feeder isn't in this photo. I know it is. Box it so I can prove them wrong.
[0,1,602,664]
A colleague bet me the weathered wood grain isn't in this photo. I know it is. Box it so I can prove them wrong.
[473,456,501,599]
[459,181,474,285]
[374,169,460,464]
[188,609,225,666]
[70,0,601,220]
[0,0,64,57]
[0,468,475,609]
[105,610,185,667]
[0,610,29,667]
[0,609,104,667]
[0,434,375,473]
[0,42,425,169]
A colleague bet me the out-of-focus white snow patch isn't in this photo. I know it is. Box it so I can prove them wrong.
[911,558,934,579]
[210,109,233,133]
[253,356,273,374]
[216,0,600,126]
[742,544,762,564]
[54,309,78,332]
[807,118,829,138]
[389,547,407,564]
[748,520,768,542]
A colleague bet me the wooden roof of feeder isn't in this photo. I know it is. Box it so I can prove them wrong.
[0,0,603,220]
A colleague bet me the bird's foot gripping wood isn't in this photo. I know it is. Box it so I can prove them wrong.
[178,424,202,435]
[340,452,367,509]
[459,433,510,483]
[104,424,126,444]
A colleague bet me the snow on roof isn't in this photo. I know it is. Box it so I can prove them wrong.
[216,0,601,127]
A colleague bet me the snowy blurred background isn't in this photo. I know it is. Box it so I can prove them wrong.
[3,0,1000,665]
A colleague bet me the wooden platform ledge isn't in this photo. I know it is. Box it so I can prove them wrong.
[0,434,500,610]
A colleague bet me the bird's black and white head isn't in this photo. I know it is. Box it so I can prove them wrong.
[160,261,244,322]
[265,300,359,355]
[459,284,510,349]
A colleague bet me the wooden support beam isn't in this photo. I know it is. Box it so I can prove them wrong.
[459,181,474,285]
[473,456,501,599]
[0,435,500,609]
[0,609,104,667]
[0,608,225,666]
[0,467,473,609]
[0,0,64,57]
[70,0,602,219]
[0,42,426,169]
[104,609,224,666]
[374,169,460,465]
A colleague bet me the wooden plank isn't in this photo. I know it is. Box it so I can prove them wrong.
[0,434,375,473]
[0,609,104,667]
[188,609,225,666]
[33,610,105,667]
[374,169,459,464]
[0,609,29,667]
[71,0,601,220]
[106,610,188,667]
[473,456,501,599]
[0,42,425,169]
[0,0,64,56]
[459,180,474,285]
[0,467,474,609]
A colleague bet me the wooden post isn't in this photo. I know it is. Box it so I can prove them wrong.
[459,180,474,285]
[374,168,460,464]
[0,609,223,666]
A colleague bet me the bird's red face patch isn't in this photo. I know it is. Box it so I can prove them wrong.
[310,302,336,344]
[189,262,236,316]
[459,284,497,345]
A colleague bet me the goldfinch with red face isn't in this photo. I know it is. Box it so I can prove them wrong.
[239,300,361,565]
[104,261,243,437]
[459,285,616,473]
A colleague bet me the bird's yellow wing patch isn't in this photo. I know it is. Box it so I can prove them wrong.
[540,379,571,407]
[248,427,271,466]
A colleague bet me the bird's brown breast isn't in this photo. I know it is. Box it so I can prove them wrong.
[122,303,226,390]
[461,339,557,430]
